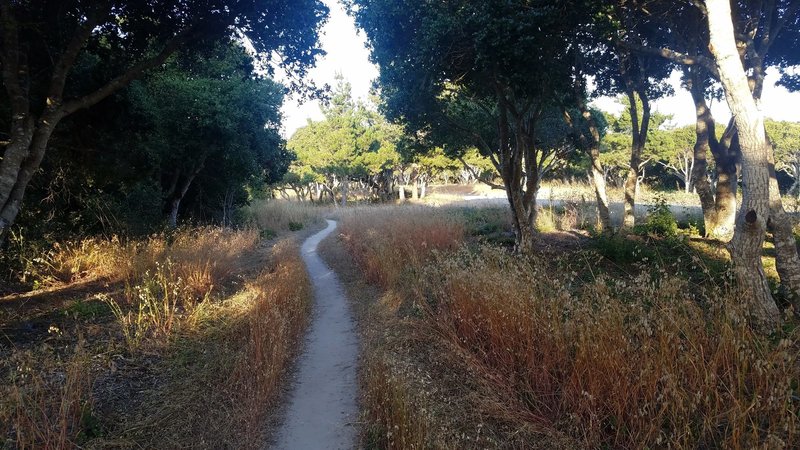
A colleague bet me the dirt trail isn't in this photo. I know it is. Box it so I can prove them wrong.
[270,219,359,450]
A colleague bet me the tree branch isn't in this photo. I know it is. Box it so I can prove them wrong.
[617,40,720,79]
[61,28,195,116]
[763,0,800,54]
[457,156,504,189]
[48,6,107,102]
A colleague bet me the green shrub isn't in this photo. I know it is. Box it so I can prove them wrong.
[288,221,304,231]
[642,196,678,237]
[593,233,651,264]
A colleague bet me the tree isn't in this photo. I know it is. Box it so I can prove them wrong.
[599,100,670,189]
[17,42,290,234]
[622,0,800,238]
[706,0,800,328]
[287,76,402,205]
[126,45,289,226]
[578,1,674,230]
[350,0,581,252]
[562,53,613,231]
[767,120,800,195]
[651,126,700,193]
[0,0,327,242]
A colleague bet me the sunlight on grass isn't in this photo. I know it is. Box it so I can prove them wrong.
[339,205,800,448]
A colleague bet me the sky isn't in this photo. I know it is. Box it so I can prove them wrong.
[279,0,378,138]
[279,0,800,138]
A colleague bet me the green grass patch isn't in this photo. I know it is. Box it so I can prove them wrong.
[65,299,112,320]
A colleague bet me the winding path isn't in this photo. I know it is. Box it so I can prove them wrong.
[271,220,359,450]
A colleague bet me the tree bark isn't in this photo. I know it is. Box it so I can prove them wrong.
[165,166,202,228]
[686,67,738,239]
[341,176,348,207]
[706,0,800,328]
[622,88,651,230]
[566,58,613,232]
[493,93,541,254]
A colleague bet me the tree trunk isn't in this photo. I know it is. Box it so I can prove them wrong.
[165,168,201,228]
[687,67,737,239]
[712,153,738,238]
[315,182,323,202]
[399,183,406,201]
[411,178,419,200]
[491,96,537,254]
[0,111,62,242]
[706,0,800,327]
[506,178,536,254]
[622,88,650,230]
[0,3,194,244]
[341,176,348,207]
[168,197,182,228]
[566,69,612,232]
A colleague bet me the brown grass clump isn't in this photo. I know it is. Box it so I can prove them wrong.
[149,227,262,298]
[231,239,313,444]
[340,206,800,449]
[338,207,465,289]
[422,246,798,448]
[104,238,312,448]
[101,227,262,350]
[362,353,430,450]
[2,342,94,449]
[26,227,261,293]
[40,238,134,284]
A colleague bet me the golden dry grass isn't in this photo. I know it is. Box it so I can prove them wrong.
[4,343,93,449]
[106,238,313,448]
[338,205,800,449]
[244,199,328,235]
[2,229,312,449]
[338,206,465,289]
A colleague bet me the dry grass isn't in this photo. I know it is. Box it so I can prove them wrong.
[362,352,430,450]
[3,342,94,449]
[338,205,800,449]
[107,238,313,448]
[2,228,311,448]
[338,206,465,289]
[244,199,328,236]
[423,247,798,448]
[540,180,706,207]
[231,239,313,445]
[26,227,262,295]
[536,201,598,232]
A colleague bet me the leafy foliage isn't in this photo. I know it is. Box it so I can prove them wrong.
[286,76,404,198]
[17,43,289,237]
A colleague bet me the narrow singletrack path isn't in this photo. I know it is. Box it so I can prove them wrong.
[271,219,359,450]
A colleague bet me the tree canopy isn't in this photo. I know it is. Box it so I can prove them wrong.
[0,0,328,239]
